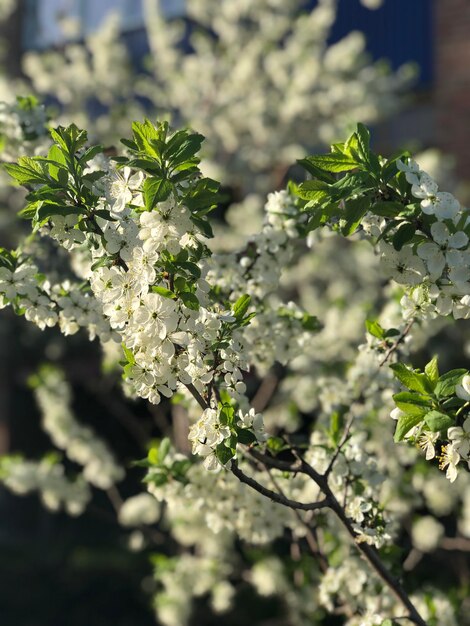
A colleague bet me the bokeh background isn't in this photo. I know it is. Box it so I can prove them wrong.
[1,1,470,625]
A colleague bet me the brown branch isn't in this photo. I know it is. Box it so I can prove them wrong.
[379,319,415,366]
[251,449,427,626]
[231,461,330,512]
[185,383,209,410]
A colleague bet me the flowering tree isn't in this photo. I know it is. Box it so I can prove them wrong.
[0,106,469,625]
[18,0,411,197]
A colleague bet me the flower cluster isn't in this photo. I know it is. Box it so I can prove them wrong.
[0,455,91,516]
[32,366,124,489]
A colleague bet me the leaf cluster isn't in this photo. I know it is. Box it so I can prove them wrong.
[390,357,468,442]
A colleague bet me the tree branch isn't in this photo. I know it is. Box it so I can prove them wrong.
[231,461,330,512]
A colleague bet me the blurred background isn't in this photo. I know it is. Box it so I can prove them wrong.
[0,1,470,625]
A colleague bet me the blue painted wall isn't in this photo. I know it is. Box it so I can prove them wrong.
[330,0,434,86]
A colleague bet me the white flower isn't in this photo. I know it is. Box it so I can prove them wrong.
[439,443,461,482]
[448,416,470,459]
[412,516,444,552]
[189,408,231,455]
[103,166,144,212]
[380,244,426,285]
[421,192,460,221]
[49,214,86,249]
[237,408,268,442]
[417,222,468,277]
[456,375,470,401]
[397,158,420,185]
[118,494,160,527]
[417,430,439,460]
[400,288,436,321]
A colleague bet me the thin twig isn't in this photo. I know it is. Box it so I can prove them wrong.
[379,319,415,366]
[324,414,354,479]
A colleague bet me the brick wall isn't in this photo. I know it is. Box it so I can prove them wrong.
[435,0,470,181]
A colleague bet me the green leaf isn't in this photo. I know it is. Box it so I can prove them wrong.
[18,200,41,221]
[180,292,199,310]
[232,294,251,321]
[131,119,163,157]
[295,179,330,203]
[424,356,440,385]
[79,144,104,164]
[190,215,214,238]
[148,448,159,465]
[177,261,201,279]
[159,438,171,462]
[296,158,336,183]
[4,157,48,185]
[266,436,289,455]
[151,285,176,299]
[300,313,321,331]
[0,247,16,271]
[36,203,77,225]
[165,131,204,167]
[237,429,257,445]
[355,123,371,163]
[390,363,433,394]
[50,124,88,153]
[47,144,68,181]
[371,201,404,217]
[341,197,371,236]
[121,343,135,365]
[392,222,416,251]
[302,153,359,174]
[143,177,173,210]
[392,391,432,416]
[424,410,454,433]
[215,443,235,466]
[90,256,113,271]
[435,369,467,398]
[394,413,424,442]
[365,319,385,340]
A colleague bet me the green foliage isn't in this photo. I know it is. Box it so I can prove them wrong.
[293,123,435,252]
[391,357,469,443]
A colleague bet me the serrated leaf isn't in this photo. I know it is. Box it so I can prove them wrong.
[392,391,432,416]
[341,197,371,236]
[394,413,424,442]
[424,410,454,433]
[165,131,204,167]
[36,203,78,224]
[143,177,173,210]
[296,179,330,203]
[303,153,359,174]
[424,356,440,384]
[434,369,467,397]
[390,363,433,394]
[296,158,336,183]
[356,123,370,161]
[79,144,103,164]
